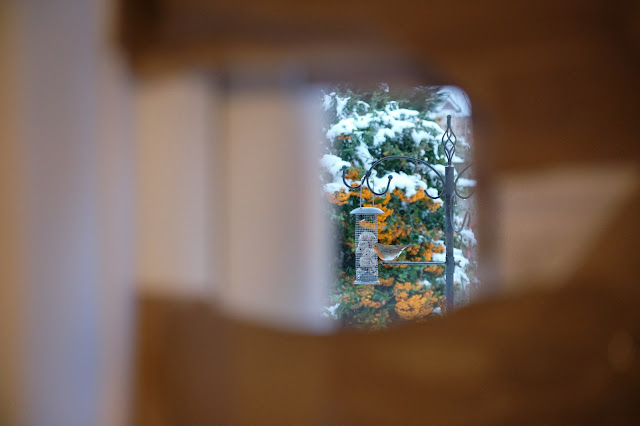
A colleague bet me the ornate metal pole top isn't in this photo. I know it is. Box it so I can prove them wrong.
[443,115,457,166]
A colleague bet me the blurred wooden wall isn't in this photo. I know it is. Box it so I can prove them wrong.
[121,0,640,424]
[120,0,640,170]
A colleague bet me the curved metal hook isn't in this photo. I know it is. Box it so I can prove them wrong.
[453,163,476,199]
[452,211,471,233]
[454,188,475,200]
[366,174,393,196]
[363,155,445,199]
[341,165,364,189]
[450,193,471,233]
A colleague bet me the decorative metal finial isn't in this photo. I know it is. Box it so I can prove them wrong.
[442,114,457,166]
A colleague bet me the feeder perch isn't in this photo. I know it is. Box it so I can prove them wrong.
[350,206,384,284]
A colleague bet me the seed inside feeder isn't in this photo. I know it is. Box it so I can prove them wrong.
[350,207,384,285]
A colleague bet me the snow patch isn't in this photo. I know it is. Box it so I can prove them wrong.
[336,96,350,118]
[456,177,476,187]
[326,118,357,140]
[422,120,445,138]
[320,154,351,193]
[389,108,420,120]
[356,100,370,112]
[369,171,428,198]
[426,187,440,199]
[355,142,374,169]
[354,114,374,129]
[321,154,351,177]
[458,228,476,246]
[322,303,340,319]
[432,251,445,263]
[324,182,345,193]
[323,93,334,111]
[411,129,430,145]
[373,128,395,146]
[390,120,415,134]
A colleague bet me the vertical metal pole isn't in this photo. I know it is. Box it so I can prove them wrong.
[444,165,455,312]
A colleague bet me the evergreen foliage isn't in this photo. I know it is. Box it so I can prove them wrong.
[321,85,478,328]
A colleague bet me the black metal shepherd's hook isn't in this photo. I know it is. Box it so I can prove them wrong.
[340,115,475,313]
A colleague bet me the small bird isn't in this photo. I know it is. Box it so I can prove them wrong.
[372,243,411,261]
[358,219,377,231]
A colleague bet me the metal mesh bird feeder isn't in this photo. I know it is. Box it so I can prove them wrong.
[350,206,384,285]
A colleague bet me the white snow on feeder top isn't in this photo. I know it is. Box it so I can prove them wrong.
[350,207,385,216]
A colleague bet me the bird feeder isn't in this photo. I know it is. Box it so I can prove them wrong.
[350,206,384,285]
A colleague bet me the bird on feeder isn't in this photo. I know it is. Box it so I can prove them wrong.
[358,219,378,231]
[373,243,411,261]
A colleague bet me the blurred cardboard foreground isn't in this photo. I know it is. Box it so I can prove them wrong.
[1,0,639,424]
[135,248,640,424]
[125,0,640,424]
